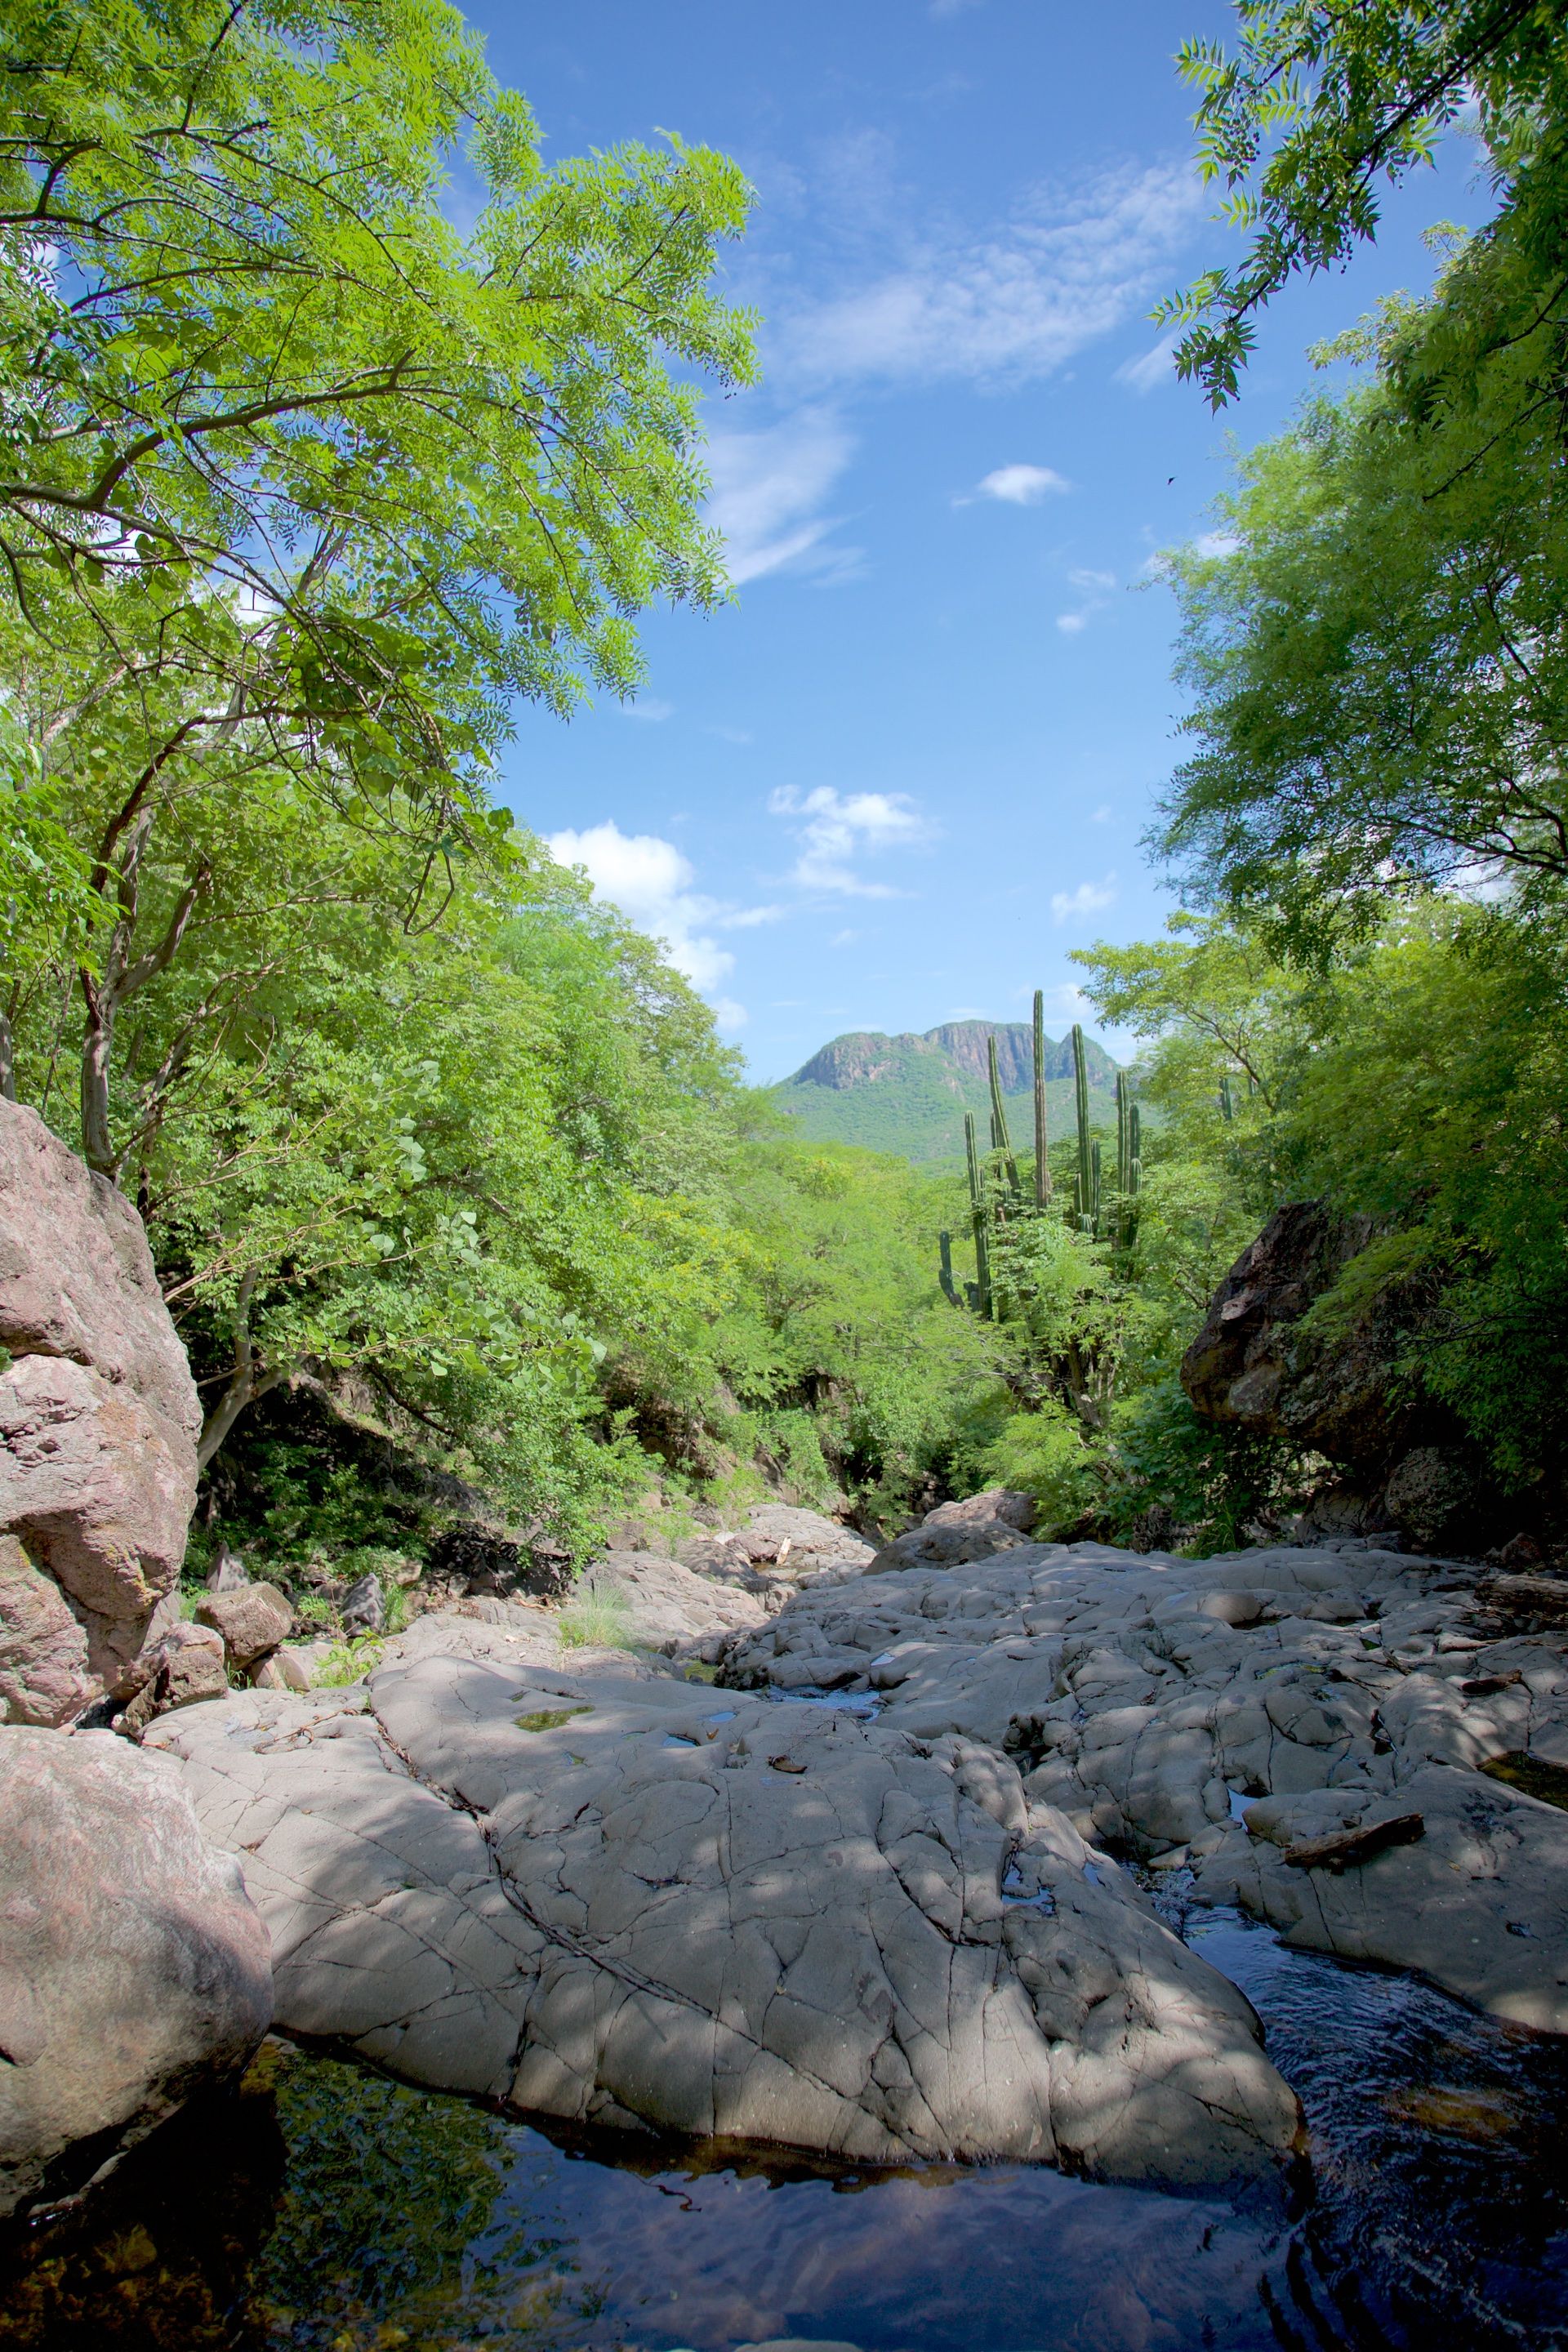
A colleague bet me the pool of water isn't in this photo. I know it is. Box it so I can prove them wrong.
[5,1897,1568,2352]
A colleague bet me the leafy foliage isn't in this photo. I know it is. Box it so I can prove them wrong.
[1161,0,1568,406]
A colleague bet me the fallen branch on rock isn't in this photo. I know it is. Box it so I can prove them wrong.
[1281,1813,1425,1873]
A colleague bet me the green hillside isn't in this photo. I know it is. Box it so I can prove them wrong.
[770,1020,1121,1164]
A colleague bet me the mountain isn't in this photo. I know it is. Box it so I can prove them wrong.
[771,1019,1121,1164]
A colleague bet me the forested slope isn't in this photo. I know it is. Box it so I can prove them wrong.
[4,0,1568,1595]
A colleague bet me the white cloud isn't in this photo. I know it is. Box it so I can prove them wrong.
[545,820,776,1031]
[618,696,674,724]
[775,158,1203,391]
[1090,803,1113,823]
[1050,875,1118,925]
[972,462,1070,506]
[1194,530,1241,559]
[1115,332,1179,394]
[1057,566,1117,635]
[705,409,858,585]
[769,785,933,896]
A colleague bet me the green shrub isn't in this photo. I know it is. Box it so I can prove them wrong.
[975,1402,1103,1536]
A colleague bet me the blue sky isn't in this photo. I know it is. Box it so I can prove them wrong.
[469,1,1490,1079]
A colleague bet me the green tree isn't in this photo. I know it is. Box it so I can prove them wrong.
[0,0,755,1160]
[1162,0,1568,405]
[1154,254,1568,947]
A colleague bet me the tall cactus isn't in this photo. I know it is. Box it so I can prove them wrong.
[1219,1071,1235,1123]
[1032,988,1051,1206]
[1071,1022,1093,1232]
[964,1111,992,1318]
[1113,1074,1142,1244]
[1090,1138,1102,1234]
[987,1034,1021,1196]
[938,1229,960,1307]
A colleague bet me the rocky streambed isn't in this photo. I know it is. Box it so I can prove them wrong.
[8,1508,1568,2344]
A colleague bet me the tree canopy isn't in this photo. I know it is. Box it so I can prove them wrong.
[1162,0,1568,406]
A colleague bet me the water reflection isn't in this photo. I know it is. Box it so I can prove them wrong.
[4,1904,1568,2351]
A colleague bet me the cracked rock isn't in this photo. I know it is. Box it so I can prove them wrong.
[145,1630,1301,2189]
[719,1538,1568,2031]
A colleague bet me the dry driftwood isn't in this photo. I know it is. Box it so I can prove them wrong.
[1282,1812,1425,1873]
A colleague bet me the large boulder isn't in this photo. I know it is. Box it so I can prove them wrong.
[1181,1201,1386,1460]
[196,1581,294,1668]
[149,1659,1303,2190]
[1179,1200,1492,1548]
[0,1102,201,1723]
[923,1488,1038,1534]
[574,1550,769,1655]
[0,1728,272,2217]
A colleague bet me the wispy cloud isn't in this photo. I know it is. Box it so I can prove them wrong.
[773,157,1203,392]
[769,785,933,896]
[1050,874,1118,925]
[705,409,859,586]
[546,820,778,1031]
[1115,332,1179,394]
[969,462,1071,506]
[617,696,674,724]
[1057,566,1117,635]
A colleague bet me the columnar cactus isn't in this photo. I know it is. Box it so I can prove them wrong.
[1032,989,1051,1207]
[964,1111,992,1318]
[987,1034,1022,1196]
[1071,1023,1092,1224]
[938,1229,960,1307]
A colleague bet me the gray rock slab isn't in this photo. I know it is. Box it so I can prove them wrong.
[147,1655,1301,2189]
[717,1540,1568,2031]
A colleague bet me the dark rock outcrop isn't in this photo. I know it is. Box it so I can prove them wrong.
[0,1102,202,1724]
[0,1729,271,2218]
[1180,1200,1490,1550]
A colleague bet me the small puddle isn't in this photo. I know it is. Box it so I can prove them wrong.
[760,1683,884,1721]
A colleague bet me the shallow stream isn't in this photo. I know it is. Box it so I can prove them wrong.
[5,1897,1567,2351]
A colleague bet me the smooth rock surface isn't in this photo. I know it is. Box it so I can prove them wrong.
[577,1549,769,1655]
[0,1727,272,2217]
[719,1539,1568,2030]
[149,1655,1302,2189]
[0,1102,202,1722]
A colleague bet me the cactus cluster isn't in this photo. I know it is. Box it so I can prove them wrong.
[941,1003,1139,1313]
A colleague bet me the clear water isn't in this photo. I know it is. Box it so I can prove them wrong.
[5,1900,1568,2351]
